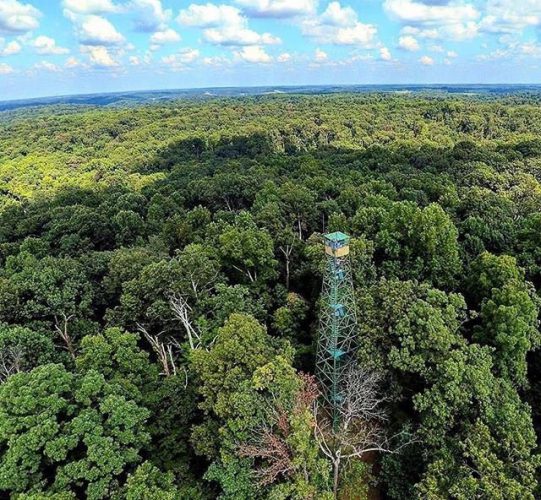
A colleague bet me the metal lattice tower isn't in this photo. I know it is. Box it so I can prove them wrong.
[315,232,358,427]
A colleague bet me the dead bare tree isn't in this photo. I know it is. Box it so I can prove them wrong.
[0,345,24,381]
[169,292,202,350]
[314,367,406,498]
[54,313,76,361]
[183,262,219,301]
[238,374,320,489]
[279,243,294,290]
[137,324,180,377]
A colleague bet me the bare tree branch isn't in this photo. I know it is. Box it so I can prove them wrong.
[168,292,202,350]
[137,323,180,377]
[238,374,319,488]
[0,345,24,381]
[313,366,413,498]
[54,313,76,361]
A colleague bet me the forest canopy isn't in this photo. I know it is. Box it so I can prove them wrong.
[1,93,541,499]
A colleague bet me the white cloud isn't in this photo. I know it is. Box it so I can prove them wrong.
[64,0,173,34]
[401,26,438,39]
[277,52,291,62]
[443,21,477,40]
[235,45,272,63]
[302,2,377,46]
[234,0,317,18]
[320,1,357,27]
[204,27,280,46]
[178,4,244,28]
[129,55,141,65]
[150,28,181,44]
[398,35,420,51]
[384,0,479,42]
[447,49,457,57]
[477,40,541,62]
[33,36,69,55]
[203,55,231,65]
[81,44,119,66]
[129,0,172,32]
[0,40,21,56]
[62,0,118,15]
[162,47,199,65]
[33,60,61,72]
[0,62,14,73]
[401,21,477,42]
[380,46,392,60]
[519,42,541,57]
[384,0,478,25]
[478,1,541,35]
[178,3,281,46]
[78,15,125,45]
[314,48,328,62]
[65,56,81,67]
[419,54,434,65]
[0,0,41,34]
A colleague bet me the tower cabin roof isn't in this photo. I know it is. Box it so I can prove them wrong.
[324,231,350,244]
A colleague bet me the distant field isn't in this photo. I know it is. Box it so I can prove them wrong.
[3,83,541,112]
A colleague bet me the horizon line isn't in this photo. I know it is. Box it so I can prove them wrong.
[3,82,541,106]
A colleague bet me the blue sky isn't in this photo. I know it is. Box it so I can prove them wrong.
[1,0,541,99]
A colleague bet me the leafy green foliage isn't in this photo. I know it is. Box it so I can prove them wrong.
[0,364,149,498]
[1,94,541,498]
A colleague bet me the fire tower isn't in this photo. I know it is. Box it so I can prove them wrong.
[315,232,358,427]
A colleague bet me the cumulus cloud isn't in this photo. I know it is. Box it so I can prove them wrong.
[129,0,172,32]
[179,3,243,27]
[398,35,420,51]
[0,62,14,73]
[380,46,392,60]
[401,26,438,39]
[80,44,119,66]
[162,47,199,65]
[302,1,377,46]
[384,0,479,41]
[203,55,231,66]
[314,47,328,62]
[477,40,541,62]
[62,0,119,15]
[235,45,272,63]
[65,0,174,35]
[0,40,21,56]
[77,15,125,45]
[319,1,357,27]
[419,54,434,65]
[277,52,291,62]
[478,1,541,35]
[178,3,281,46]
[384,0,478,25]
[150,28,181,44]
[204,27,280,46]
[0,0,41,34]
[235,0,317,19]
[33,36,69,55]
[65,56,81,68]
[33,60,61,72]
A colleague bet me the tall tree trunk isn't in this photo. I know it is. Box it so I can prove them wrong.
[285,254,290,289]
[333,456,341,499]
